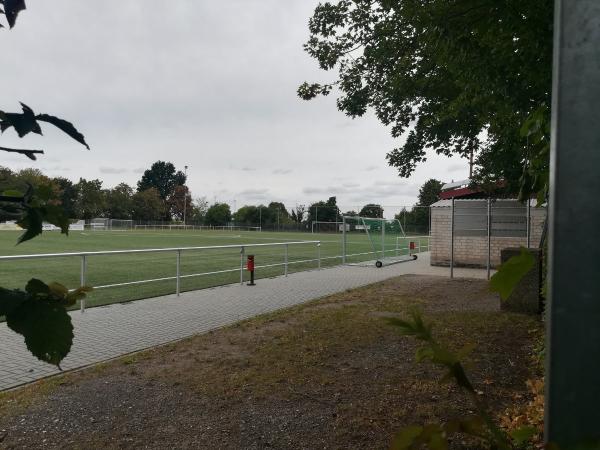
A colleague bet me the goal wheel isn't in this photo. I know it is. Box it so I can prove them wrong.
[375,260,383,268]
[412,255,418,260]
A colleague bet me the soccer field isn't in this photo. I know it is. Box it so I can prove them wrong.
[0,229,429,309]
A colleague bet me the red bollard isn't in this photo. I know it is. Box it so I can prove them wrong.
[247,255,256,286]
[409,241,416,255]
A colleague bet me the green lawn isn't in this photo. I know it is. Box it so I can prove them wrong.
[0,229,429,309]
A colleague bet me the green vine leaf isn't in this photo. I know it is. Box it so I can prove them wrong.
[0,280,92,367]
[490,248,536,300]
[6,299,74,367]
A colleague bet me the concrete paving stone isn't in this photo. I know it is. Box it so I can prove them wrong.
[0,253,491,390]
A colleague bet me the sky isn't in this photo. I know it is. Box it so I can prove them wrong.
[1,1,470,218]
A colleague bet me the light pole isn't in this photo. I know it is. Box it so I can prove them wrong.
[183,165,188,227]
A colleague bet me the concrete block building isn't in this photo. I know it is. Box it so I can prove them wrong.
[430,199,546,268]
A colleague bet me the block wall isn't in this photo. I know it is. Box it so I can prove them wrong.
[430,206,546,268]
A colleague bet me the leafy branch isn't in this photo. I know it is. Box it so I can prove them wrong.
[388,309,533,449]
[1,2,93,369]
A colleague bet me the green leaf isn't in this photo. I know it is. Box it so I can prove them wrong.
[1,189,23,197]
[16,206,44,243]
[0,287,27,316]
[391,425,423,450]
[509,426,537,446]
[6,299,74,367]
[489,248,535,300]
[36,114,90,149]
[25,278,50,296]
[2,0,26,28]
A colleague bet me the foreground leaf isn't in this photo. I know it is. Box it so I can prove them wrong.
[490,248,535,300]
[6,299,73,367]
[36,114,90,149]
[1,0,26,28]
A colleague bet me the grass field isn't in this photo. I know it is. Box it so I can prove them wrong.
[0,229,429,309]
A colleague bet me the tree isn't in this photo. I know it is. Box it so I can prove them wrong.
[137,161,186,200]
[204,203,231,226]
[105,183,134,219]
[137,161,186,220]
[307,196,340,224]
[132,188,165,221]
[167,185,193,221]
[233,205,261,225]
[395,179,443,233]
[290,204,306,224]
[53,177,78,219]
[73,179,105,220]
[299,1,553,197]
[359,204,383,218]
[418,179,444,207]
[189,196,209,224]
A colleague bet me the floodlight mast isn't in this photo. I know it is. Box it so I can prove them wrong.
[183,165,188,227]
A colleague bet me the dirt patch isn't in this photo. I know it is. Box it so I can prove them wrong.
[0,275,541,449]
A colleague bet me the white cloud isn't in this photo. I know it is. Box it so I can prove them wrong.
[2,1,458,214]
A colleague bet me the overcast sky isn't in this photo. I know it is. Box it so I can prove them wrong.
[2,1,469,217]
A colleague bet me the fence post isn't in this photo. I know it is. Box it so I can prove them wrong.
[526,198,531,248]
[284,244,288,277]
[317,242,321,269]
[80,255,86,313]
[487,198,491,280]
[381,218,386,260]
[176,250,181,296]
[342,216,347,264]
[240,246,245,284]
[450,198,455,279]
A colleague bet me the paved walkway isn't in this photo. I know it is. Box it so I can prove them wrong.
[0,253,490,391]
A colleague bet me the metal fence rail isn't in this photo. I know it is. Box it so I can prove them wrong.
[0,241,321,312]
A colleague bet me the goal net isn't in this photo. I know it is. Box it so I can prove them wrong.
[109,219,133,230]
[342,216,417,267]
[311,221,345,233]
[90,218,109,231]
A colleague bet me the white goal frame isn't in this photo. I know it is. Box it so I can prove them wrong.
[341,215,417,268]
[109,219,133,230]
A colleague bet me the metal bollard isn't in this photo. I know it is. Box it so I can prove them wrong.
[247,254,256,286]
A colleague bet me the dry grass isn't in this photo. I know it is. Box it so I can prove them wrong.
[0,275,542,449]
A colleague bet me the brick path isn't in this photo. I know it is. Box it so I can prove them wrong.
[0,253,489,391]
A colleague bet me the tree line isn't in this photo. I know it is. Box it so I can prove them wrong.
[1,160,443,229]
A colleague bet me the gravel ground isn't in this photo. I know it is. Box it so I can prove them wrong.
[0,275,542,449]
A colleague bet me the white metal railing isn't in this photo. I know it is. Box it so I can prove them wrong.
[0,241,320,312]
[132,224,262,232]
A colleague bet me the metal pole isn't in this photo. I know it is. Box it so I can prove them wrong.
[240,246,244,285]
[183,165,188,227]
[317,242,321,269]
[546,0,600,444]
[526,198,531,248]
[315,206,318,232]
[284,244,288,276]
[176,250,181,296]
[342,216,347,264]
[487,198,491,280]
[259,206,262,231]
[381,218,386,260]
[80,255,86,313]
[450,198,455,278]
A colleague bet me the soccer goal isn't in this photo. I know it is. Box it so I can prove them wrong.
[90,218,109,231]
[342,216,417,268]
[311,221,345,233]
[109,219,133,230]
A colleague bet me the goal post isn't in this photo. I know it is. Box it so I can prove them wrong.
[342,215,417,267]
[109,219,133,230]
